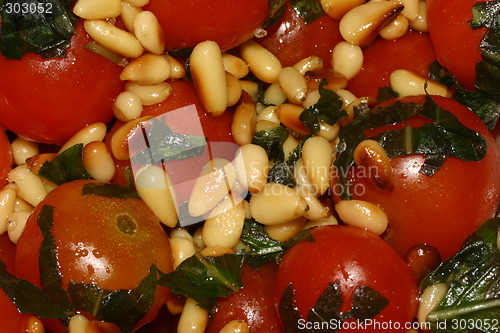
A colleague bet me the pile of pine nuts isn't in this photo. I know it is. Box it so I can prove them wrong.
[0,0,460,332]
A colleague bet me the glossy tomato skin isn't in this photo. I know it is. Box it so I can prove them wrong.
[0,20,123,145]
[347,32,436,99]
[258,1,343,69]
[427,0,487,91]
[15,180,174,332]
[0,130,12,187]
[145,0,269,51]
[338,96,500,260]
[275,226,418,332]
[207,263,284,333]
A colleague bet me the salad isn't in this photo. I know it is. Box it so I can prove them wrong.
[0,0,499,332]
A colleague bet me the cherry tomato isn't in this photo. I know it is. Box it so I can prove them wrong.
[258,1,343,69]
[15,180,174,332]
[0,20,123,145]
[145,0,270,51]
[335,95,500,260]
[274,226,419,332]
[0,130,12,187]
[347,32,437,99]
[426,0,488,91]
[207,263,284,333]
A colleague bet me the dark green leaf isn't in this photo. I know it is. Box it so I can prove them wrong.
[131,118,207,164]
[263,0,286,28]
[347,286,389,322]
[0,260,67,319]
[38,144,93,185]
[240,219,284,269]
[290,0,324,24]
[252,126,289,162]
[279,284,304,333]
[82,182,140,200]
[158,253,244,310]
[469,1,500,29]
[307,282,343,333]
[376,86,399,104]
[281,228,315,254]
[268,161,296,187]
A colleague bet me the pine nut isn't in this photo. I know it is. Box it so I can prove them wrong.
[249,183,308,225]
[188,159,238,217]
[302,136,334,196]
[41,178,57,194]
[170,237,196,269]
[120,53,171,84]
[231,102,257,146]
[293,158,315,195]
[120,1,142,33]
[134,11,165,54]
[113,91,143,121]
[73,0,121,19]
[340,96,371,126]
[200,246,235,257]
[14,196,33,213]
[389,69,450,97]
[417,283,449,324]
[26,153,56,175]
[321,0,365,20]
[335,199,388,235]
[264,217,306,242]
[401,0,419,21]
[11,137,39,166]
[275,103,309,135]
[26,316,45,333]
[135,165,178,227]
[301,89,320,109]
[193,226,206,250]
[336,89,358,106]
[339,0,404,45]
[167,295,186,315]
[170,228,194,242]
[165,55,186,79]
[304,215,339,229]
[204,186,246,220]
[226,72,242,107]
[58,122,107,154]
[82,141,116,182]
[110,116,152,161]
[84,20,144,58]
[239,40,282,83]
[0,184,17,234]
[353,139,394,191]
[190,41,228,116]
[125,81,173,106]
[332,41,363,80]
[68,314,89,333]
[256,106,280,124]
[297,186,330,221]
[379,14,409,40]
[278,67,308,104]
[255,120,281,133]
[239,80,260,102]
[409,1,428,32]
[222,54,249,79]
[8,165,48,207]
[263,82,287,106]
[318,122,340,142]
[7,211,30,243]
[202,202,245,248]
[126,0,149,6]
[234,144,269,194]
[293,56,324,75]
[178,297,209,333]
[305,69,348,91]
[283,135,300,160]
[219,320,249,333]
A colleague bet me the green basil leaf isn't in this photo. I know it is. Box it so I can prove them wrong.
[469,1,500,29]
[268,161,296,187]
[290,0,324,24]
[0,260,67,319]
[252,126,289,162]
[158,253,244,311]
[376,86,399,104]
[38,144,93,185]
[240,218,284,268]
[82,182,140,200]
[347,285,389,322]
[278,284,304,333]
[307,282,343,333]
[421,218,500,333]
[263,0,286,28]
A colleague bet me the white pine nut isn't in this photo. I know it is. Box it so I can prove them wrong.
[84,20,144,58]
[336,89,358,107]
[417,283,449,324]
[318,122,340,142]
[7,211,30,243]
[170,228,194,242]
[255,120,280,133]
[234,144,269,194]
[401,0,419,21]
[256,106,280,124]
[178,297,209,333]
[135,165,178,228]
[202,202,245,249]
[239,40,282,83]
[302,89,321,108]
[165,55,186,79]
[134,11,165,55]
[8,165,48,207]
[243,200,251,219]
[73,0,121,19]
[226,72,242,107]
[231,102,257,146]
[41,178,57,194]
[222,54,249,79]
[200,245,235,257]
[293,56,324,75]
[379,14,409,40]
[390,69,450,98]
[278,67,308,104]
[113,91,143,121]
[302,136,334,196]
[190,41,228,116]
[204,187,246,220]
[58,122,107,154]
[110,116,152,161]
[11,137,39,166]
[339,0,404,45]
[296,186,330,221]
[293,158,315,194]
[283,135,300,160]
[410,1,428,32]
[127,0,149,6]
[120,1,142,33]
[188,158,238,217]
[167,295,186,315]
[249,183,308,225]
[219,320,249,333]
[82,141,116,182]
[125,81,173,106]
[239,80,260,102]
[332,41,363,80]
[304,215,339,229]
[120,53,171,84]
[68,314,89,333]
[321,0,365,20]
[354,139,394,191]
[264,217,306,242]
[170,237,196,269]
[275,103,308,135]
[193,226,206,250]
[0,184,17,234]
[263,82,287,106]
[14,196,33,213]
[335,199,388,235]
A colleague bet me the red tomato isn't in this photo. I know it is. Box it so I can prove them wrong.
[258,1,343,69]
[347,32,437,99]
[15,180,173,332]
[0,130,12,187]
[207,263,284,333]
[334,95,500,260]
[145,0,270,51]
[0,20,123,145]
[426,0,488,91]
[275,226,418,333]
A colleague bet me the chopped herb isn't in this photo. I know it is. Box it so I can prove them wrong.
[376,86,400,104]
[348,285,389,321]
[38,144,93,185]
[252,126,289,162]
[263,0,286,28]
[290,0,324,24]
[278,285,303,333]
[82,182,140,200]
[307,282,343,332]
